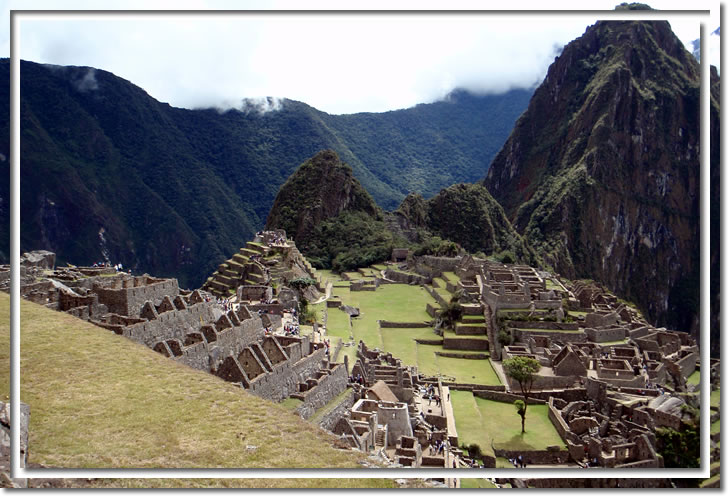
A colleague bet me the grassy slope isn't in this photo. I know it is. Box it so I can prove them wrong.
[3,293,400,488]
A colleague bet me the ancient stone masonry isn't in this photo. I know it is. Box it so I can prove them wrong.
[11,239,341,419]
[411,253,707,471]
[325,341,472,470]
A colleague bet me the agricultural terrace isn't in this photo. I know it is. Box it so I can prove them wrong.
[323,271,501,385]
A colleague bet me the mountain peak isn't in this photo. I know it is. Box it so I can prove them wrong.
[265,150,379,244]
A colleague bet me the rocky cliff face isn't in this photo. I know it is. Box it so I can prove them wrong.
[483,19,712,337]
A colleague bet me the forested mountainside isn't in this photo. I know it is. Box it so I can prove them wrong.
[479,18,715,345]
[1,59,530,288]
[0,59,531,286]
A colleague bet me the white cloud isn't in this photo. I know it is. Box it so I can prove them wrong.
[4,0,714,114]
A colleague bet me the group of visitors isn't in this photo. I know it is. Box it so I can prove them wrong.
[267,233,286,246]
[349,373,364,385]
[216,297,233,312]
[430,438,448,456]
[92,261,130,274]
[283,323,300,336]
[510,455,527,468]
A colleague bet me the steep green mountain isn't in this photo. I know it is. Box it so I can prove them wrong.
[395,186,537,265]
[266,151,533,271]
[2,59,531,287]
[265,150,395,272]
[482,17,714,341]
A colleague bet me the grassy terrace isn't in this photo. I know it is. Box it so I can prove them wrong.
[4,293,402,488]
[442,271,460,283]
[460,478,498,488]
[687,370,700,386]
[711,389,720,408]
[324,277,501,385]
[450,390,565,458]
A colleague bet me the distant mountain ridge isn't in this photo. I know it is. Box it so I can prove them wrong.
[1,59,532,287]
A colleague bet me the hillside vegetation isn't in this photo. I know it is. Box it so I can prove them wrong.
[2,293,400,487]
[1,59,531,288]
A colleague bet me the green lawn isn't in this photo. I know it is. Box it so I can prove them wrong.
[460,478,498,488]
[316,269,342,284]
[568,311,588,317]
[711,419,720,434]
[380,327,438,368]
[415,344,500,385]
[442,271,460,283]
[280,397,303,410]
[325,307,351,342]
[711,389,720,408]
[687,370,700,386]
[451,391,565,459]
[324,274,500,386]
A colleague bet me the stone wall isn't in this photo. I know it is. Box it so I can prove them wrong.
[94,277,179,317]
[473,389,546,404]
[494,447,570,465]
[507,321,579,330]
[420,256,461,272]
[442,336,489,351]
[585,326,627,343]
[122,302,219,347]
[379,321,431,328]
[247,347,327,402]
[513,329,586,343]
[383,269,429,285]
[317,390,359,431]
[424,285,447,307]
[548,398,570,442]
[676,352,698,378]
[0,402,29,488]
[295,363,349,419]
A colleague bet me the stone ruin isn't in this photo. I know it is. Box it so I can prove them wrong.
[396,253,709,472]
[10,238,346,419]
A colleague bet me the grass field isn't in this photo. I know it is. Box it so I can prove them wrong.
[711,389,720,408]
[415,344,501,385]
[450,390,565,457]
[460,478,498,488]
[687,370,700,386]
[2,293,400,488]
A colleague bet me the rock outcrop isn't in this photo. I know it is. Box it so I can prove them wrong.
[482,17,714,339]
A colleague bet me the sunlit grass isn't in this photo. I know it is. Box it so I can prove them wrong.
[711,389,720,408]
[451,390,564,458]
[687,370,700,386]
[2,293,388,477]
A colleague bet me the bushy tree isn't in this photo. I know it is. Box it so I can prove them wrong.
[503,356,541,433]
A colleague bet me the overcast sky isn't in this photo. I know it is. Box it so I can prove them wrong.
[2,0,719,114]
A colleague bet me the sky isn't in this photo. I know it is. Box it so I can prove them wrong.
[1,0,720,114]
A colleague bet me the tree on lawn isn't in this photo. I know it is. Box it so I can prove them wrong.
[503,356,541,433]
